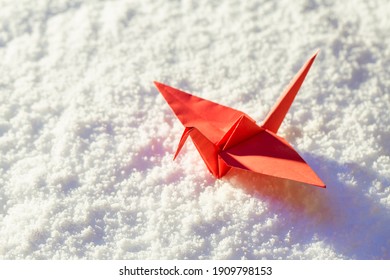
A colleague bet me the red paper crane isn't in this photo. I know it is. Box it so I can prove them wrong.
[154,51,325,187]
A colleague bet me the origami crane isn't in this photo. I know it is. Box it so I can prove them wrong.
[154,51,325,187]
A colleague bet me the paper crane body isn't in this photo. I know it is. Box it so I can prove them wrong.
[154,51,325,187]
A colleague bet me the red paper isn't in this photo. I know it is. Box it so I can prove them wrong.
[154,51,325,187]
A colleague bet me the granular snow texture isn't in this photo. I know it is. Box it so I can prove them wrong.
[0,0,389,259]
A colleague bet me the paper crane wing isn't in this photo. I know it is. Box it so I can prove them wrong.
[154,82,250,144]
[220,130,325,187]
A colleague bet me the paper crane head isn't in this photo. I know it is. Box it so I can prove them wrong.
[154,51,325,188]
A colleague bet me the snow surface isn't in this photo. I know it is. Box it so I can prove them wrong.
[0,0,389,259]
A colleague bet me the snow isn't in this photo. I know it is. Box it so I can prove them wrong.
[0,0,389,259]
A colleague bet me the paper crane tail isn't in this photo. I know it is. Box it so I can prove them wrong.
[263,50,319,133]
